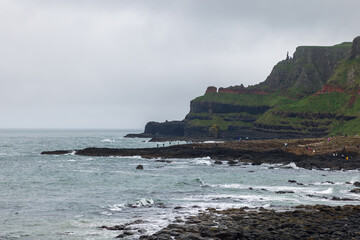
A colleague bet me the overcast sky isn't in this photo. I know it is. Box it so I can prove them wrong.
[1,0,359,129]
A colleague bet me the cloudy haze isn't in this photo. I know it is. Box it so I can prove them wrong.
[1,0,359,129]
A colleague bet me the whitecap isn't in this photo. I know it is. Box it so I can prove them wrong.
[282,162,299,169]
[100,211,113,216]
[64,150,76,156]
[101,139,115,143]
[112,155,143,159]
[203,141,224,144]
[108,204,125,212]
[208,183,246,189]
[189,157,212,165]
[134,198,154,207]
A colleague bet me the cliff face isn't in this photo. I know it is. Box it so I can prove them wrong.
[190,101,271,114]
[131,37,360,140]
[257,43,352,96]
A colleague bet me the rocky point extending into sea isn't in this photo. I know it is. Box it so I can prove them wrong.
[43,136,360,171]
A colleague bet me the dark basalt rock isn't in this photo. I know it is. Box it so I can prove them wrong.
[144,121,186,137]
[42,141,360,171]
[142,205,360,240]
[136,165,144,170]
[353,181,360,187]
[350,188,360,193]
[41,150,73,155]
[275,191,294,194]
[350,36,360,59]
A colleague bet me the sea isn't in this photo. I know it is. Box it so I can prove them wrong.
[1,129,360,239]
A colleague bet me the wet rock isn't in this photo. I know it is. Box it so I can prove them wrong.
[138,229,147,234]
[116,231,134,238]
[178,233,205,240]
[350,188,360,193]
[214,160,223,164]
[227,160,238,165]
[100,225,125,231]
[275,191,295,194]
[136,165,144,170]
[41,150,73,155]
[331,196,356,201]
[288,180,297,183]
[155,159,172,163]
[353,181,360,187]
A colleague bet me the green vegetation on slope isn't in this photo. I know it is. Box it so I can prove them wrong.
[328,57,360,89]
[275,93,352,113]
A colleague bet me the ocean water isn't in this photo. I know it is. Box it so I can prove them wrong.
[1,129,360,239]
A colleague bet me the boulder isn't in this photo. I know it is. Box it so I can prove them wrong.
[136,165,144,170]
[353,181,360,187]
[350,188,360,193]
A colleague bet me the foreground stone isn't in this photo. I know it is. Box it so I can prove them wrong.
[140,205,360,239]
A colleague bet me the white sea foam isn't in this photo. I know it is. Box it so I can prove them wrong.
[108,203,125,212]
[282,162,300,169]
[65,151,76,156]
[134,198,154,207]
[112,155,143,159]
[189,157,212,165]
[100,139,115,143]
[203,141,225,144]
[313,181,346,186]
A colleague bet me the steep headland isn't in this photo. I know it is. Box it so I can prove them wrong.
[128,37,360,140]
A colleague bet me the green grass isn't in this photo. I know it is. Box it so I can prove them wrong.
[188,114,252,131]
[275,92,351,113]
[194,93,270,106]
[328,58,360,88]
[194,92,296,107]
[330,118,360,136]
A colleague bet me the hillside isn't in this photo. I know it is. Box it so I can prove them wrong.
[130,36,360,140]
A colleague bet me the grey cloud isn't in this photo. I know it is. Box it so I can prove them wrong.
[0,0,359,128]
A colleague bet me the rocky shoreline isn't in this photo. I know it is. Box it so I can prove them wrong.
[42,136,360,170]
[139,205,360,239]
[41,136,360,239]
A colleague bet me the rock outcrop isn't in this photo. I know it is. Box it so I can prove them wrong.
[257,43,351,95]
[350,36,360,59]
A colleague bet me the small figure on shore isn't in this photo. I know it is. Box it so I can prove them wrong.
[157,144,159,148]
[238,137,241,141]
[246,137,249,140]
[285,143,288,148]
[162,143,165,147]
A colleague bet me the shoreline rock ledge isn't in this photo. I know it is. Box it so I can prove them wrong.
[140,205,360,239]
[41,137,360,170]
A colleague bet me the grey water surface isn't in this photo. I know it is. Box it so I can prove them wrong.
[1,129,359,239]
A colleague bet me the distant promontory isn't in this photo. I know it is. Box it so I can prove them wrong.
[128,36,360,141]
